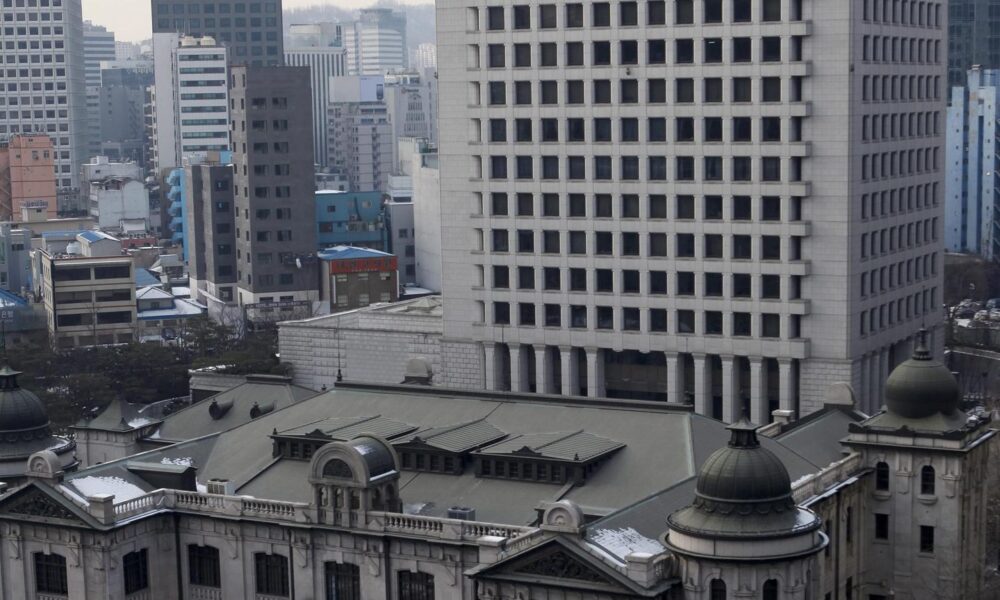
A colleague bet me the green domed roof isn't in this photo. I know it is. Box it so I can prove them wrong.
[0,366,50,436]
[884,331,960,420]
[695,419,791,505]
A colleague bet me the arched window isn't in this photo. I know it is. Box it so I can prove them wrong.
[920,465,935,495]
[323,458,354,479]
[763,579,779,600]
[875,461,890,491]
[710,578,727,600]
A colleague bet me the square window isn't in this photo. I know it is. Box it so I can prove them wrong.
[733,312,752,335]
[677,309,695,333]
[705,311,723,334]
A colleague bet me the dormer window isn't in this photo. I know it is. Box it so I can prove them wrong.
[393,419,506,476]
[472,430,624,485]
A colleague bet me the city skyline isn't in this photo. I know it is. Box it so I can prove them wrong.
[82,0,434,42]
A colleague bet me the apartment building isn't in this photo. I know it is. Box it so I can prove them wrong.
[229,66,319,316]
[0,0,87,195]
[185,156,238,321]
[436,0,947,419]
[328,76,393,193]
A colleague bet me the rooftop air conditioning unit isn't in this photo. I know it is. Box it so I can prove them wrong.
[447,506,476,521]
[206,479,234,495]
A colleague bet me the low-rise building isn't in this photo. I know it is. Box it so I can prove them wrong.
[0,342,991,600]
[135,285,205,343]
[318,246,398,313]
[34,233,136,347]
[88,176,149,231]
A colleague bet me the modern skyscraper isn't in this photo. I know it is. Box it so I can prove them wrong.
[328,76,393,193]
[343,9,408,76]
[285,23,348,168]
[947,0,1000,87]
[0,0,87,197]
[83,21,116,159]
[436,0,947,420]
[150,0,283,67]
[97,60,154,165]
[945,66,1000,259]
[229,66,319,314]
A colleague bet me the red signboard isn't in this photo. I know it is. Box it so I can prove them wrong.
[328,256,398,274]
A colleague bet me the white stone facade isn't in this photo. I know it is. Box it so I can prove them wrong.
[279,296,444,391]
[436,0,947,421]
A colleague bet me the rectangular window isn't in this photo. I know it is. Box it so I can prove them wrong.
[326,563,361,600]
[189,545,221,588]
[874,513,889,540]
[34,553,68,595]
[399,571,435,600]
[255,553,289,597]
[919,526,934,553]
[123,549,149,595]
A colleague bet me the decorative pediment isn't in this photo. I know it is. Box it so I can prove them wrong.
[515,548,609,583]
[0,487,87,523]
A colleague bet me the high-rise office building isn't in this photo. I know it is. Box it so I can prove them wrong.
[97,61,154,165]
[328,76,393,193]
[285,23,348,168]
[436,0,947,420]
[150,35,229,173]
[83,21,116,158]
[229,66,319,313]
[150,0,283,67]
[947,0,1000,87]
[945,66,1000,259]
[343,9,408,76]
[0,0,87,197]
[412,42,438,72]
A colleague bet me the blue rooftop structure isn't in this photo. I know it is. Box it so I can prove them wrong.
[135,268,160,288]
[317,246,394,261]
[315,191,387,251]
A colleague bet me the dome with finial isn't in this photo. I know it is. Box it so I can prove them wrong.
[665,417,821,544]
[0,365,77,481]
[0,366,50,437]
[884,329,960,420]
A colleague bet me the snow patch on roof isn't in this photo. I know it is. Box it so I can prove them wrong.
[127,417,155,428]
[67,476,148,502]
[588,526,664,560]
[161,456,194,467]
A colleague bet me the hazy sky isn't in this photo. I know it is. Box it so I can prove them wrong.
[82,0,432,42]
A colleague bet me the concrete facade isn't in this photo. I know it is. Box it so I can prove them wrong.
[0,0,87,194]
[0,135,58,220]
[436,0,947,420]
[185,159,238,319]
[83,22,116,159]
[284,27,348,168]
[150,0,284,67]
[229,66,319,310]
[328,76,394,193]
[88,177,149,230]
[411,142,442,292]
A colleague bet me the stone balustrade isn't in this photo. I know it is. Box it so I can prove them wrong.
[187,585,223,600]
[96,489,533,544]
[792,452,864,504]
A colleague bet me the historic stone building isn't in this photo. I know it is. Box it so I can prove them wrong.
[0,336,992,600]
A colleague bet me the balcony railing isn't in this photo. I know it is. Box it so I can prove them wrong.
[104,489,533,543]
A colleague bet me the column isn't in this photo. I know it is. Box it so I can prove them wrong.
[585,347,604,398]
[666,352,683,404]
[721,355,737,423]
[560,346,575,396]
[778,358,794,414]
[509,343,524,392]
[483,343,497,391]
[868,352,880,412]
[749,357,767,425]
[692,353,708,416]
[534,344,550,394]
